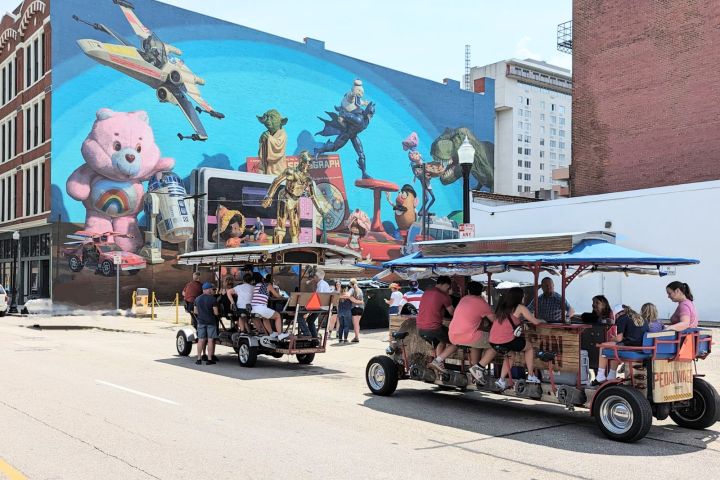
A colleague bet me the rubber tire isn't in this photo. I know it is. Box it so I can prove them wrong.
[237,340,258,367]
[670,377,720,430]
[296,353,315,364]
[176,331,192,356]
[366,355,399,396]
[100,260,114,277]
[593,385,653,442]
[68,256,83,272]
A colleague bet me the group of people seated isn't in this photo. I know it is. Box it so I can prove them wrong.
[411,275,699,391]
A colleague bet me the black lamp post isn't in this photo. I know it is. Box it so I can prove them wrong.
[457,136,475,224]
[10,230,19,313]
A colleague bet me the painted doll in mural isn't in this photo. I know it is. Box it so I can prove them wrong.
[66,109,175,252]
[257,109,288,175]
[212,205,246,248]
[253,217,265,241]
[345,208,371,251]
[384,184,418,232]
[402,132,437,216]
[314,79,376,179]
[262,151,328,244]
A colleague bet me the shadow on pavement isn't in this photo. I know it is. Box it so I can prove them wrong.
[361,387,719,455]
[156,354,345,380]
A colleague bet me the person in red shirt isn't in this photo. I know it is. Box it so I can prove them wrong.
[182,272,203,327]
[449,281,493,368]
[416,276,456,373]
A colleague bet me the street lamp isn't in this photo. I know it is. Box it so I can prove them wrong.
[10,230,19,313]
[457,135,475,224]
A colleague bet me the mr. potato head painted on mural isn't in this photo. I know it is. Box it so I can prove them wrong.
[385,184,418,232]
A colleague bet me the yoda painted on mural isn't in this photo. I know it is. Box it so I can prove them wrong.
[430,127,495,190]
[257,109,288,175]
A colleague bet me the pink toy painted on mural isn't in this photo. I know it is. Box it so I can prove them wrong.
[66,109,175,253]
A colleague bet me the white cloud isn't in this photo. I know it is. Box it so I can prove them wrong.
[514,36,543,61]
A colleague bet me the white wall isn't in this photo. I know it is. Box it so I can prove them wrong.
[470,181,720,321]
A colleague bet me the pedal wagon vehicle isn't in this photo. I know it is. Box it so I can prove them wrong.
[365,231,719,442]
[174,243,359,367]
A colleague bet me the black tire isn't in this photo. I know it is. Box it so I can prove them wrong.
[670,377,720,430]
[176,331,192,356]
[296,353,315,364]
[593,385,653,442]
[100,260,114,277]
[237,340,258,367]
[68,255,83,272]
[366,355,399,396]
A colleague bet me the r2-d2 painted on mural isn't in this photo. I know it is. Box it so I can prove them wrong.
[140,171,195,264]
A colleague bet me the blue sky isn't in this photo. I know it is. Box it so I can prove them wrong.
[1,0,572,81]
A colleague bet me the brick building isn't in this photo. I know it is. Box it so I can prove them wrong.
[0,0,51,305]
[571,0,720,196]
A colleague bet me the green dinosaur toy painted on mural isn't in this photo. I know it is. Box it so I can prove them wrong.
[429,127,494,190]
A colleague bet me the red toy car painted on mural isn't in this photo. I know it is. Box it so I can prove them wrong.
[62,231,147,277]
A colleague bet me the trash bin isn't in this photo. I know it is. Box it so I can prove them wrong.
[132,288,150,316]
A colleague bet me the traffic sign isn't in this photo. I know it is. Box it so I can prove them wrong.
[113,253,122,265]
[459,223,475,239]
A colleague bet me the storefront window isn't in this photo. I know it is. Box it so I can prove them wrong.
[40,234,50,256]
[21,236,30,257]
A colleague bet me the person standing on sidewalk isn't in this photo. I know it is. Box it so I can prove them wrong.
[182,272,203,328]
[348,278,365,343]
[194,282,220,365]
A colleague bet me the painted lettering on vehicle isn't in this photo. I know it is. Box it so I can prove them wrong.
[526,332,564,368]
[653,369,693,389]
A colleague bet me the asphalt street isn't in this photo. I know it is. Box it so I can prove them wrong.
[1,314,719,480]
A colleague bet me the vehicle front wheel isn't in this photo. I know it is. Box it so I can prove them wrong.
[366,355,399,396]
[100,260,114,277]
[237,340,258,367]
[296,353,315,364]
[670,378,720,430]
[68,256,83,272]
[593,385,653,442]
[176,331,192,356]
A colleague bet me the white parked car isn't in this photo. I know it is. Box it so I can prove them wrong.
[0,285,8,316]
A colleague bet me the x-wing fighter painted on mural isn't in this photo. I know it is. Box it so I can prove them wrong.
[72,0,224,141]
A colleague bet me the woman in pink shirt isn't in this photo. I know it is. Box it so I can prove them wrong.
[470,287,544,390]
[666,281,698,331]
[449,282,493,367]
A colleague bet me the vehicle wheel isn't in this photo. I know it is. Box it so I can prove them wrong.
[68,256,83,272]
[593,385,653,442]
[296,353,315,364]
[237,341,258,367]
[670,378,720,430]
[366,355,399,396]
[176,331,192,356]
[233,346,240,354]
[100,260,114,277]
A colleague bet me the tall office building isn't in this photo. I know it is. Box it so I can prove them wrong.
[471,59,571,197]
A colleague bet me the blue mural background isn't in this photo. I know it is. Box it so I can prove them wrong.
[50,0,494,228]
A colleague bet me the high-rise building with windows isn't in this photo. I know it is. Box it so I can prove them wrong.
[471,59,571,198]
[0,0,51,305]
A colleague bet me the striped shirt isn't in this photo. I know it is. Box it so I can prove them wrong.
[401,289,424,309]
[251,283,269,306]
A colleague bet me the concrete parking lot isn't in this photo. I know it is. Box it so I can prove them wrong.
[1,314,718,480]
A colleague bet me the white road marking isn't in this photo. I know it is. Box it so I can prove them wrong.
[96,380,180,406]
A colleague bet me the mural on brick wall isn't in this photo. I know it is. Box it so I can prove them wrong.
[50,0,494,307]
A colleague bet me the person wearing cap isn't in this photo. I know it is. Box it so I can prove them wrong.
[526,277,575,323]
[385,283,404,315]
[594,304,648,384]
[194,282,220,365]
[400,280,424,311]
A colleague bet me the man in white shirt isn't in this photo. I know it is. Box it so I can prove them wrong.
[399,280,424,311]
[301,269,332,338]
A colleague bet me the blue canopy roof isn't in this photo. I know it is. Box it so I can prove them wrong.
[384,239,699,270]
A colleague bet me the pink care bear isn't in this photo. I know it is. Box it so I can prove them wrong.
[66,109,175,252]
